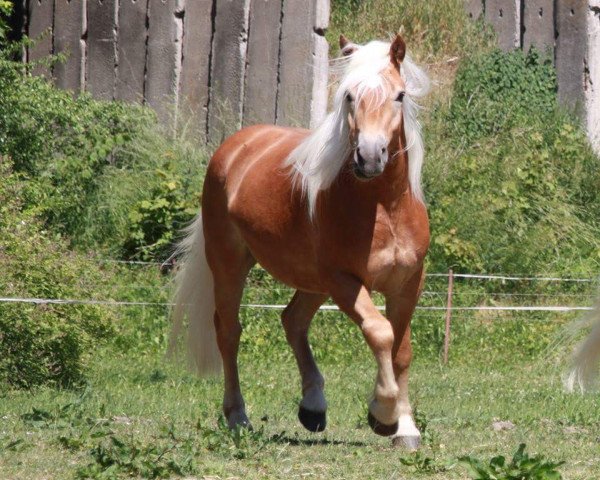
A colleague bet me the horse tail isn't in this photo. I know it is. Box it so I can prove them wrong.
[566,302,600,392]
[168,214,222,376]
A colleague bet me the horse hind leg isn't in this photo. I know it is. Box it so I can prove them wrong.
[206,225,255,429]
[281,291,328,432]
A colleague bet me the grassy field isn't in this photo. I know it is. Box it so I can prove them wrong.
[1,265,599,479]
[2,1,600,479]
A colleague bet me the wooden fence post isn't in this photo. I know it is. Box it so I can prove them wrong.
[443,268,454,365]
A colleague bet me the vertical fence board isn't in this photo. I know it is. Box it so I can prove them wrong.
[54,0,84,92]
[585,0,600,153]
[28,0,54,78]
[310,0,329,128]
[207,0,251,142]
[523,0,554,53]
[276,0,314,127]
[145,0,182,123]
[243,0,282,126]
[556,0,588,111]
[179,0,213,134]
[485,0,521,50]
[87,0,116,99]
[465,0,484,20]
[115,0,148,103]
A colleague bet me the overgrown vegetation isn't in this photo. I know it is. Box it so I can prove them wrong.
[0,38,207,260]
[0,158,115,388]
[459,443,565,480]
[1,1,600,477]
[328,0,494,61]
[425,48,600,276]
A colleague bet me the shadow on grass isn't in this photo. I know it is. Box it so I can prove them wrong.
[272,435,367,448]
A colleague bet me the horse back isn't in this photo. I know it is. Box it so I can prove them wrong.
[202,125,326,292]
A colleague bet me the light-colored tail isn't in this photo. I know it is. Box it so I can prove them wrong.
[566,302,600,392]
[169,214,222,375]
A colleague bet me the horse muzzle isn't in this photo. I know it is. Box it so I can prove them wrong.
[353,147,386,180]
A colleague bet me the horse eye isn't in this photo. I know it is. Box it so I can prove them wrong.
[346,93,354,103]
[395,92,405,102]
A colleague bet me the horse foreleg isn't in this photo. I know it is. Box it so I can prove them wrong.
[282,291,328,432]
[385,270,424,450]
[328,274,401,437]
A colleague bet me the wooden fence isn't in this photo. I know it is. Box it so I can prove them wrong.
[18,0,329,142]
[465,0,600,154]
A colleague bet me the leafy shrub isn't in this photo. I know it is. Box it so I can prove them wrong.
[446,48,557,143]
[78,124,207,260]
[0,158,115,389]
[459,443,564,480]
[424,48,600,276]
[0,55,208,259]
[0,1,11,44]
[0,57,152,233]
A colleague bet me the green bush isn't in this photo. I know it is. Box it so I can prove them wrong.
[75,123,207,260]
[446,48,557,143]
[0,58,151,227]
[0,1,11,44]
[0,158,115,389]
[0,56,208,259]
[424,48,600,276]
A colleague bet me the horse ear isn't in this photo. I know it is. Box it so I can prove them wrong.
[339,34,358,57]
[390,34,406,68]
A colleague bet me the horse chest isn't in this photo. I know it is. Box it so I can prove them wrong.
[367,223,421,284]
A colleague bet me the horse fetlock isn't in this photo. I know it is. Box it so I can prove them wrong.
[300,384,327,413]
[392,434,421,451]
[374,383,400,405]
[369,397,401,426]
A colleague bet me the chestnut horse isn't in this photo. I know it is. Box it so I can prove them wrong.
[171,35,431,449]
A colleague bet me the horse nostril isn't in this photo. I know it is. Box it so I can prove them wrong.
[356,149,365,167]
[381,147,387,154]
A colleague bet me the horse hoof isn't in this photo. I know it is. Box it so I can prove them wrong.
[226,414,253,431]
[392,435,421,451]
[298,406,327,432]
[367,411,398,437]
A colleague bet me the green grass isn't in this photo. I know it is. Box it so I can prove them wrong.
[328,0,494,62]
[1,263,598,479]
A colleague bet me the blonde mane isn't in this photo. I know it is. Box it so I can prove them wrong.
[284,40,430,217]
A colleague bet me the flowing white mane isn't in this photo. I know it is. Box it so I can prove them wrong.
[284,40,431,217]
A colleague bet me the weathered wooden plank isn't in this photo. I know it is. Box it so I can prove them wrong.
[523,0,554,53]
[28,0,54,78]
[207,0,251,142]
[311,0,329,128]
[276,0,314,127]
[87,0,117,100]
[586,0,600,154]
[179,0,213,134]
[485,0,520,50]
[555,0,588,111]
[464,0,484,21]
[115,0,149,103]
[310,31,329,128]
[145,0,182,123]
[54,0,85,92]
[242,0,282,126]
